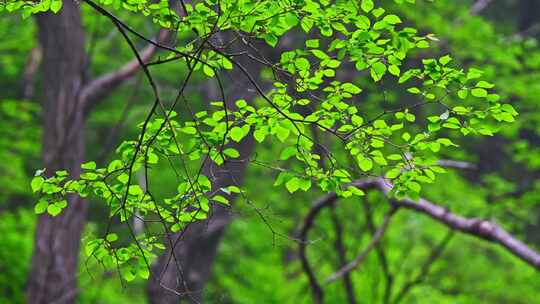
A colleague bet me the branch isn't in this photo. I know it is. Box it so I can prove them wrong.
[391,230,454,304]
[96,74,143,163]
[300,176,540,298]
[362,201,394,304]
[80,29,169,111]
[356,178,540,270]
[470,0,492,16]
[329,206,357,304]
[297,192,338,304]
[325,207,396,284]
[19,46,42,100]
[437,159,476,170]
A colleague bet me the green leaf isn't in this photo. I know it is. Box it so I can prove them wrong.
[128,185,142,196]
[383,14,401,25]
[221,57,233,70]
[81,161,96,170]
[34,199,48,214]
[476,81,495,89]
[284,12,298,27]
[388,65,400,76]
[47,204,62,216]
[50,0,62,13]
[326,59,340,68]
[439,55,452,65]
[352,115,364,125]
[275,125,290,142]
[347,186,365,196]
[138,267,150,279]
[107,159,123,173]
[312,50,329,60]
[323,69,335,77]
[471,88,487,97]
[263,34,278,47]
[31,176,45,193]
[117,173,130,184]
[223,148,240,158]
[357,156,373,171]
[236,99,247,108]
[301,18,314,33]
[285,177,300,193]
[213,195,230,205]
[299,179,312,191]
[295,57,310,71]
[203,65,215,77]
[370,62,387,81]
[372,8,386,18]
[106,233,118,242]
[416,40,429,48]
[361,0,374,13]
[253,128,267,143]
[305,39,319,48]
[408,87,421,94]
[55,200,67,209]
[181,126,197,135]
[386,168,401,179]
[230,126,245,142]
[122,267,136,282]
[280,147,297,160]
[342,83,362,94]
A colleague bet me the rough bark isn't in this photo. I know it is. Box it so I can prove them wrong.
[27,2,88,303]
[26,1,163,302]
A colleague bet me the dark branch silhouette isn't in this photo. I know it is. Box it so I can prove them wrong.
[299,177,540,301]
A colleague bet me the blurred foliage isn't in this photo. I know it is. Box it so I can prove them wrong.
[0,210,34,303]
[1,0,540,303]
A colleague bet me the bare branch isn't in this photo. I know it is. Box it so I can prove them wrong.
[391,230,454,304]
[362,201,394,304]
[19,46,42,100]
[298,192,338,304]
[470,0,492,16]
[300,176,540,298]
[96,74,143,163]
[80,29,169,111]
[329,206,357,304]
[437,159,476,170]
[354,178,540,270]
[325,207,397,284]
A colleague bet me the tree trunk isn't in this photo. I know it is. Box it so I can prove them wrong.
[519,0,540,33]
[26,2,88,303]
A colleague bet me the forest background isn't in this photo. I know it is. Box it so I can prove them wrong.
[1,0,540,303]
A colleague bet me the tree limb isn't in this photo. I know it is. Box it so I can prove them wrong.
[80,29,169,111]
[391,230,454,304]
[298,192,338,304]
[299,176,540,302]
[19,46,42,100]
[362,201,394,304]
[329,206,357,304]
[470,0,492,16]
[355,178,540,270]
[325,207,397,284]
